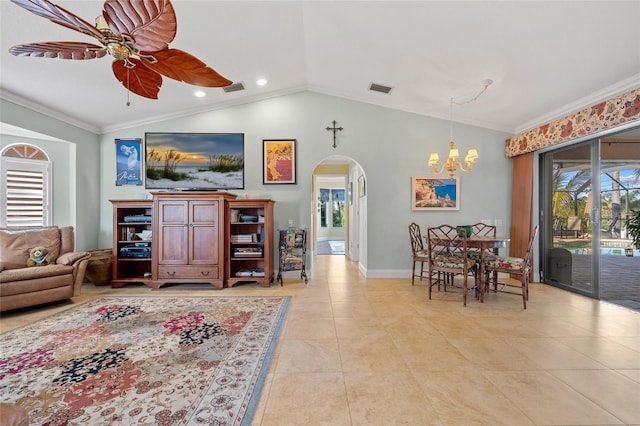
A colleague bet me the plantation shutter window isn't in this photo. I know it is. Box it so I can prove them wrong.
[1,145,52,228]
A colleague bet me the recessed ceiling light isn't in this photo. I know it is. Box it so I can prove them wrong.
[257,78,267,86]
[194,90,206,97]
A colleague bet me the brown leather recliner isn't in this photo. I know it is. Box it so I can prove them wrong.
[0,226,91,312]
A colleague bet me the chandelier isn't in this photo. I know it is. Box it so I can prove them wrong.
[428,79,492,178]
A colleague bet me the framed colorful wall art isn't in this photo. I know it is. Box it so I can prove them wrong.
[263,139,296,184]
[411,176,460,211]
[115,138,142,186]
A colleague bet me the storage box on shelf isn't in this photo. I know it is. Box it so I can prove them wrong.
[226,199,275,287]
[110,200,153,288]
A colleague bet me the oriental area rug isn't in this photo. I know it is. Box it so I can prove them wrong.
[0,296,290,425]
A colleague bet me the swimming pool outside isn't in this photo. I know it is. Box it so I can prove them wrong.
[565,247,639,256]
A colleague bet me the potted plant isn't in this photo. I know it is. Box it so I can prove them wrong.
[625,209,640,256]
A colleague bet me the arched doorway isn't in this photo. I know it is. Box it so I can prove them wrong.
[311,155,366,265]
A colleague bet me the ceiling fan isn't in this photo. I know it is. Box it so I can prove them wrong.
[8,0,233,100]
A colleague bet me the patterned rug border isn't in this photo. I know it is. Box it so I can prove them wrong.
[0,295,289,335]
[0,295,291,425]
[241,296,289,426]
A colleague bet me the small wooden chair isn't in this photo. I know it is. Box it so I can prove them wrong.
[426,224,476,306]
[469,222,497,296]
[483,226,538,309]
[408,223,429,285]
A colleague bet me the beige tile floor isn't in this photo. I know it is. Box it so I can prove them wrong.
[2,255,639,425]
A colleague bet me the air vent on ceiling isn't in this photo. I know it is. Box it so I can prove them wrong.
[369,83,393,94]
[223,82,245,93]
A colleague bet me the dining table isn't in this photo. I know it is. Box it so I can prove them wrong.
[426,234,510,303]
[465,235,511,302]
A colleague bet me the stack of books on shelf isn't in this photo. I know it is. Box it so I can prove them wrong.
[230,234,256,243]
[233,247,262,257]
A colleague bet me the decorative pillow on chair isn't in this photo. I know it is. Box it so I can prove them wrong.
[433,254,468,269]
[485,255,525,270]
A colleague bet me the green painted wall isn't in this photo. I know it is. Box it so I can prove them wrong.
[2,91,512,274]
[98,91,513,274]
[1,99,100,251]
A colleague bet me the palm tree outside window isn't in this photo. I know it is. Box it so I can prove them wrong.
[319,188,345,228]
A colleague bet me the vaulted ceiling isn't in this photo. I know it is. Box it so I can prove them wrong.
[1,1,639,135]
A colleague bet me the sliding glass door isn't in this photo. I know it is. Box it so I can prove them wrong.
[540,127,640,309]
[542,140,597,297]
[597,134,640,308]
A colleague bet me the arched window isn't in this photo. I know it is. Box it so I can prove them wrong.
[1,144,52,227]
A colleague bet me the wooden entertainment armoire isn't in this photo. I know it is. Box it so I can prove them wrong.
[110,192,275,289]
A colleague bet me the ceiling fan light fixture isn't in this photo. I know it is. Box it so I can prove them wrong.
[8,0,233,100]
[194,90,206,97]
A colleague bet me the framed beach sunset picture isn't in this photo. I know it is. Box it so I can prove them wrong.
[144,133,245,190]
[411,176,460,211]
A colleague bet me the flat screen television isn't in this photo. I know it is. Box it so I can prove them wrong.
[145,132,244,191]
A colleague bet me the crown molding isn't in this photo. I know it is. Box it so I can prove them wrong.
[515,74,640,134]
[0,89,100,134]
[100,85,309,134]
[0,122,67,142]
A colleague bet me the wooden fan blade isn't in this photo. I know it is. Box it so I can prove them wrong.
[10,0,104,40]
[142,49,232,88]
[103,0,176,53]
[112,58,162,99]
[9,42,107,60]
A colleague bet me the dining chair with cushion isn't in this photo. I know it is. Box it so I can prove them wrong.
[470,222,497,238]
[426,224,477,306]
[483,226,538,309]
[467,222,498,263]
[468,222,498,295]
[408,222,429,285]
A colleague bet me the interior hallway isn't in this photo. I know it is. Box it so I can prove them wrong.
[316,239,346,255]
[1,256,639,425]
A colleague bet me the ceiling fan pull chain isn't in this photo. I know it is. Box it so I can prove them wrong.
[126,67,131,106]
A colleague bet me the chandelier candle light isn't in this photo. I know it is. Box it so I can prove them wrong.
[428,140,478,178]
[428,79,492,178]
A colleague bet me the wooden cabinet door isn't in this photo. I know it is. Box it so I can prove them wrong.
[189,200,219,265]
[157,200,189,265]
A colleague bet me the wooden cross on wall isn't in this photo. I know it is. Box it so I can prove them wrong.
[325,120,343,148]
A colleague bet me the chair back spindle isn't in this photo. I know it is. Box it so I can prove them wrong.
[408,223,429,285]
[483,225,538,309]
[426,224,476,306]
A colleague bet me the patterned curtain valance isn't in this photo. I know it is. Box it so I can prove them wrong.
[505,87,640,158]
